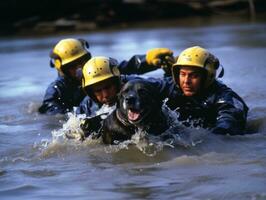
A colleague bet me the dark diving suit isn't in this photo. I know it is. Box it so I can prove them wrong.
[77,76,249,136]
[163,78,249,135]
[38,55,158,115]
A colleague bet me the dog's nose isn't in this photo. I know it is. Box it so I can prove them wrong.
[125,95,135,105]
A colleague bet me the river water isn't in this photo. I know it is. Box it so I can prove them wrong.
[1,19,266,200]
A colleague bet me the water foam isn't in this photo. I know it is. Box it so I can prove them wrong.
[51,112,86,142]
[103,104,206,157]
[44,102,206,157]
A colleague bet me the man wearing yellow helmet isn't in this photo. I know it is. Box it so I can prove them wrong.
[76,56,159,135]
[166,46,249,135]
[77,56,143,117]
[38,38,90,115]
[77,46,249,136]
[38,38,174,115]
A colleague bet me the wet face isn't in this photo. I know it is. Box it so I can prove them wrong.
[91,79,119,105]
[178,66,203,97]
[64,55,90,81]
[66,64,83,81]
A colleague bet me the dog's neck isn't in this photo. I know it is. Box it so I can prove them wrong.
[116,109,132,127]
[143,111,168,135]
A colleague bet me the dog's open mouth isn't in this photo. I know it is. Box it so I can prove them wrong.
[127,109,142,122]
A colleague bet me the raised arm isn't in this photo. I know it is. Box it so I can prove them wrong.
[118,48,175,75]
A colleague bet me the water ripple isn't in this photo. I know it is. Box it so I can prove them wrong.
[20,169,57,178]
[0,184,39,195]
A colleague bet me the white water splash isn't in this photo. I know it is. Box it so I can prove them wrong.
[103,128,176,157]
[51,111,86,142]
[103,103,207,156]
[45,101,206,157]
[50,104,116,142]
[132,129,169,157]
[95,104,116,119]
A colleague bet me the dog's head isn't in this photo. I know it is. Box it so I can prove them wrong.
[117,79,162,126]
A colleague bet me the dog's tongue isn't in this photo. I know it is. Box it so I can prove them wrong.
[128,109,140,121]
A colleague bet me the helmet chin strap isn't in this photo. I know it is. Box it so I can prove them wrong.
[217,65,224,78]
[75,68,83,80]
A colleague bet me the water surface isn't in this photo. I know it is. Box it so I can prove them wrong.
[1,20,266,200]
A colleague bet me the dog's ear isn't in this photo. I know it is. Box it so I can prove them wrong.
[117,83,128,108]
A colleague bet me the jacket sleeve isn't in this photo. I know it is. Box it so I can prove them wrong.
[118,55,158,75]
[76,96,98,116]
[145,77,180,101]
[211,90,249,135]
[38,81,68,115]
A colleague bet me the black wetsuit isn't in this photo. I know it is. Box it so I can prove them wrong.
[39,55,158,115]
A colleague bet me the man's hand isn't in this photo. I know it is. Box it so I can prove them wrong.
[146,48,175,66]
[146,48,176,76]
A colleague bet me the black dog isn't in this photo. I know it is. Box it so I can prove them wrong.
[100,79,169,144]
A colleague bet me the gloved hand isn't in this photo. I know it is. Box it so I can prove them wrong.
[146,48,175,67]
[146,48,176,77]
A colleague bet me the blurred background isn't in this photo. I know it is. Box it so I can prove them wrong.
[1,0,266,36]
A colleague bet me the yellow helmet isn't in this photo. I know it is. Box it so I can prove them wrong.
[82,56,120,89]
[172,46,221,88]
[50,38,91,75]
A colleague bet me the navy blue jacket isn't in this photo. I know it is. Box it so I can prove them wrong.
[77,75,248,135]
[39,55,156,115]
[162,78,249,135]
[38,76,85,115]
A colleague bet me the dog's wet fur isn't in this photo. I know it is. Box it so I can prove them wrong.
[101,79,169,144]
